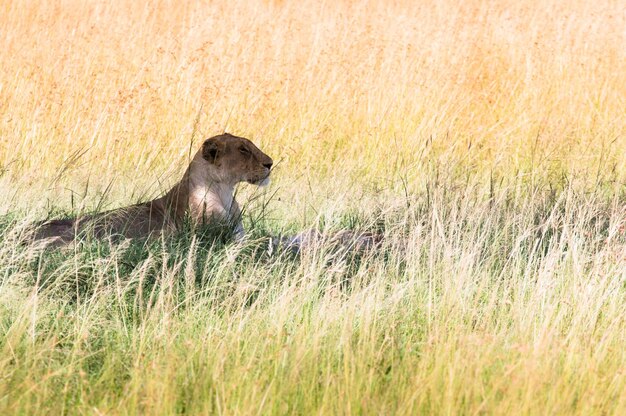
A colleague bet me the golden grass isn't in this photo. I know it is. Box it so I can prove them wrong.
[1,0,626,414]
[2,0,624,206]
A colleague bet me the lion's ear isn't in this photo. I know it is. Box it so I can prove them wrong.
[202,139,222,163]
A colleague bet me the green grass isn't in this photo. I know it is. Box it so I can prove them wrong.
[1,175,625,414]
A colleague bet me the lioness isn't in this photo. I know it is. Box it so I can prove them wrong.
[33,133,273,247]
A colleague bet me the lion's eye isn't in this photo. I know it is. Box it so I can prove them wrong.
[239,147,251,155]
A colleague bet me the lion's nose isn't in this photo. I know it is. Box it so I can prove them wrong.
[263,161,273,170]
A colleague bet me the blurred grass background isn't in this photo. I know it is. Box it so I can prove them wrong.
[1,0,624,215]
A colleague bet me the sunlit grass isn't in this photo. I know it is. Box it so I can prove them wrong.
[1,0,625,414]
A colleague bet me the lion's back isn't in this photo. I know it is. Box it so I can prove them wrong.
[32,200,174,247]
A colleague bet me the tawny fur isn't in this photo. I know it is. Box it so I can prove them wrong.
[33,133,273,247]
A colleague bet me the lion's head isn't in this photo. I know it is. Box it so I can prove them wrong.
[193,133,273,186]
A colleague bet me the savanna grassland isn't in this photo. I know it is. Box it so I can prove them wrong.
[1,0,626,414]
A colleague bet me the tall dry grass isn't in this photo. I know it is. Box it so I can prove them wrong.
[1,0,626,414]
